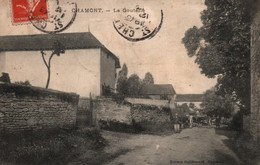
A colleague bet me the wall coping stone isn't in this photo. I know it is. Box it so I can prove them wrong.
[0,83,79,105]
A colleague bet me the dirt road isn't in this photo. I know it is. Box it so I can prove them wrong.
[102,127,243,165]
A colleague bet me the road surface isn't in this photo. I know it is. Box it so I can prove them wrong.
[102,127,243,165]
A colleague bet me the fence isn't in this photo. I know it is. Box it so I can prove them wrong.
[76,97,97,127]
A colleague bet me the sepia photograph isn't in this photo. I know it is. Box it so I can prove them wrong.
[0,0,259,164]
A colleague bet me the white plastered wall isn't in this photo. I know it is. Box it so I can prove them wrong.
[0,49,101,97]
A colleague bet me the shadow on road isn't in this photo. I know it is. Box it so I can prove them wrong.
[214,127,260,165]
[213,149,242,165]
[214,127,239,154]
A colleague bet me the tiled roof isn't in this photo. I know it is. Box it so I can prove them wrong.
[0,32,120,68]
[143,84,176,95]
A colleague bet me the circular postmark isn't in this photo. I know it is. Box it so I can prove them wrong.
[113,6,163,42]
[28,0,77,34]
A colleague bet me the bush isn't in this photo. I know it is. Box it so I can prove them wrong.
[99,119,138,133]
[0,128,107,164]
[229,111,243,131]
[112,93,125,104]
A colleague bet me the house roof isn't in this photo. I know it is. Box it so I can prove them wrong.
[143,84,176,95]
[175,94,204,102]
[0,32,120,68]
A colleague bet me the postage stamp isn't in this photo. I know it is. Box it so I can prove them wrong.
[11,0,48,24]
[113,6,163,42]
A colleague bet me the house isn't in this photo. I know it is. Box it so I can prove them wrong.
[0,32,120,97]
[143,84,176,100]
[175,94,204,108]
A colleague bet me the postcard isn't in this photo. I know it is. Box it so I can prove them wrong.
[0,0,259,164]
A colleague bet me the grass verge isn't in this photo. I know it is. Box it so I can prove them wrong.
[0,127,106,165]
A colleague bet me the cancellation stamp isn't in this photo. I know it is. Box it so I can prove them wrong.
[113,6,163,42]
[29,0,77,34]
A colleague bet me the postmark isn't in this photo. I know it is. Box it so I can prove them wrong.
[28,0,77,34]
[113,6,163,42]
[11,0,48,24]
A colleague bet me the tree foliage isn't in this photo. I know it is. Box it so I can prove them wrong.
[116,64,155,98]
[201,88,234,118]
[182,0,253,114]
[127,74,142,97]
[116,63,128,96]
[143,72,154,85]
[189,103,195,109]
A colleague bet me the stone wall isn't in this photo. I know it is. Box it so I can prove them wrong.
[95,98,132,125]
[78,97,172,132]
[0,83,79,133]
[250,1,260,141]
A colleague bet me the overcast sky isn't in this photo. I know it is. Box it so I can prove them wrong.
[0,0,217,94]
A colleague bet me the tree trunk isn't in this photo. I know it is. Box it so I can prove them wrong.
[46,66,51,88]
[42,52,55,89]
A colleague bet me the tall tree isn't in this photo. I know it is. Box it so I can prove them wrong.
[143,72,154,85]
[41,41,65,88]
[127,74,142,97]
[116,63,128,96]
[182,0,253,114]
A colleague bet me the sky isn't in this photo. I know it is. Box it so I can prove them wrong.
[0,0,217,94]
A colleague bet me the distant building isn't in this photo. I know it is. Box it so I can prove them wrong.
[175,94,204,108]
[0,32,120,97]
[143,84,176,100]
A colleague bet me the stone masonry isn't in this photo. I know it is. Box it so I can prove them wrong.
[250,1,260,141]
[95,98,132,125]
[0,83,79,133]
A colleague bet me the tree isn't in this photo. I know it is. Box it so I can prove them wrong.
[14,80,31,86]
[116,64,155,98]
[116,63,128,96]
[143,72,154,85]
[182,0,253,114]
[127,74,142,97]
[41,41,65,88]
[201,88,234,119]
[179,103,190,114]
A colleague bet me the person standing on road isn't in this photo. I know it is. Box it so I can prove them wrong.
[189,115,193,128]
[174,113,180,133]
[208,116,212,126]
[216,117,221,128]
